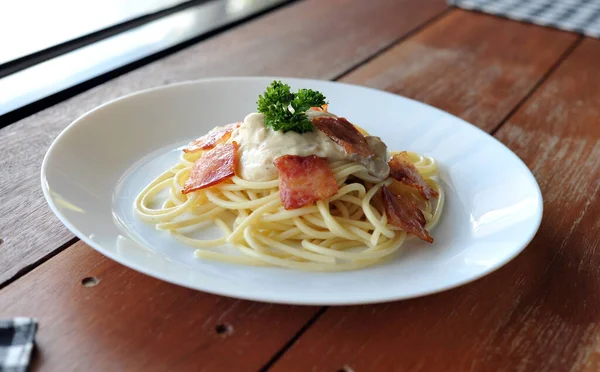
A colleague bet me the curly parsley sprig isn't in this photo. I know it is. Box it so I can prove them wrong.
[257,81,327,133]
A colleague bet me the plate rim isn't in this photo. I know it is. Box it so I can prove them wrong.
[41,76,544,305]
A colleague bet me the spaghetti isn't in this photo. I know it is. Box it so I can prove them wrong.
[135,81,444,271]
[134,146,444,271]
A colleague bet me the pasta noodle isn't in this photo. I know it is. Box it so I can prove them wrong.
[134,147,444,271]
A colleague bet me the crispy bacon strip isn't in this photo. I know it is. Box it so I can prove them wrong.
[182,142,238,194]
[183,122,240,153]
[381,185,433,243]
[274,155,339,210]
[388,152,438,200]
[309,104,329,112]
[312,116,374,157]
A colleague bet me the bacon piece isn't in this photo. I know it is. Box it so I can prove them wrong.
[183,122,240,153]
[312,116,374,157]
[388,152,438,200]
[309,104,328,112]
[274,155,339,210]
[381,185,433,243]
[182,142,238,194]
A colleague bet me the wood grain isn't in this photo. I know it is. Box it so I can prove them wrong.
[0,241,320,371]
[340,9,578,132]
[269,38,600,372]
[0,10,587,371]
[0,0,448,285]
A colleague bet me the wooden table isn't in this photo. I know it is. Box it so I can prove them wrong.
[1,0,599,370]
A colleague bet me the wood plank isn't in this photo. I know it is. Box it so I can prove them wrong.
[0,10,583,371]
[340,9,578,132]
[269,37,600,372]
[0,0,447,285]
[0,242,319,371]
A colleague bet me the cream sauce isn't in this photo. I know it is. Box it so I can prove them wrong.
[228,112,389,181]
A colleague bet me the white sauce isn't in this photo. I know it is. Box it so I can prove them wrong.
[363,136,390,178]
[228,112,389,181]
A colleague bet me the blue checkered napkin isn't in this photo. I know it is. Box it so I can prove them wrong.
[450,0,600,37]
[0,318,37,372]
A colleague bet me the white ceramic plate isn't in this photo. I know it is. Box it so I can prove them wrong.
[41,77,542,305]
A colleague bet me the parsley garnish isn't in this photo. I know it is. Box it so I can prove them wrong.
[257,81,327,133]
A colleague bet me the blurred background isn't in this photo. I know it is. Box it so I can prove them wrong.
[0,0,291,124]
[2,0,600,126]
